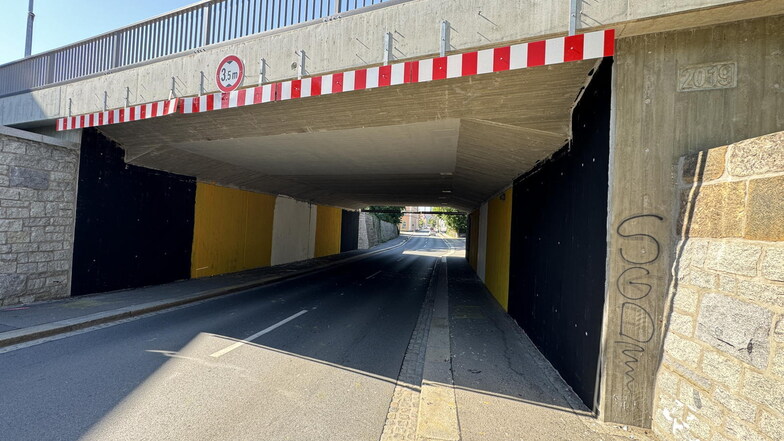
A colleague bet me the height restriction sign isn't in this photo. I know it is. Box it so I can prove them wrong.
[216,55,244,92]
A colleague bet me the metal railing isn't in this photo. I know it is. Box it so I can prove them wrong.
[0,0,391,97]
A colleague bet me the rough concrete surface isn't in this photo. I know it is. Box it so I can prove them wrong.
[270,196,317,265]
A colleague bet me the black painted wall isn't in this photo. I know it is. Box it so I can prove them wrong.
[340,210,359,252]
[508,59,612,408]
[71,129,196,296]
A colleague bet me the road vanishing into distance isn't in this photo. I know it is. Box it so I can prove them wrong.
[0,234,457,441]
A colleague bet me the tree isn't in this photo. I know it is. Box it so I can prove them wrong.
[432,207,468,235]
[366,206,404,225]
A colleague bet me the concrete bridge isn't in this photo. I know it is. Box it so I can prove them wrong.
[1,0,783,439]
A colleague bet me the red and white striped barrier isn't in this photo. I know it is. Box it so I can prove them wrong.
[56,99,179,131]
[181,84,275,114]
[57,29,614,130]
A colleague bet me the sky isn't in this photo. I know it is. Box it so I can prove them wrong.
[0,0,198,65]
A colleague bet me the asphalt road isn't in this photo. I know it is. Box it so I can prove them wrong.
[0,234,451,441]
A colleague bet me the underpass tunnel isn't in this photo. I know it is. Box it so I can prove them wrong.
[64,50,614,413]
[3,5,784,435]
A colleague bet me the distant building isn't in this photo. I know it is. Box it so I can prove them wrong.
[400,206,430,231]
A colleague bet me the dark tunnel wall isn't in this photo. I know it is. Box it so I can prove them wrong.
[508,58,612,408]
[340,210,359,252]
[71,129,196,296]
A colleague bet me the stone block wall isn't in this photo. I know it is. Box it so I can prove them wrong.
[358,212,398,249]
[652,131,784,441]
[380,219,398,242]
[0,128,79,306]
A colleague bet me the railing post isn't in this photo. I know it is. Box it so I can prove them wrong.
[112,33,123,68]
[46,53,55,84]
[201,3,212,47]
[334,0,341,15]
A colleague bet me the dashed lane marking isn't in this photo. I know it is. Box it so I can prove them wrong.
[209,309,308,358]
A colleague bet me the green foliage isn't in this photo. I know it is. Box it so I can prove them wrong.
[367,206,404,225]
[432,207,468,234]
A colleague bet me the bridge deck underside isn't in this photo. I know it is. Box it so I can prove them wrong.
[98,59,598,211]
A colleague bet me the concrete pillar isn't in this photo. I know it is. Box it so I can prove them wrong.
[598,16,784,427]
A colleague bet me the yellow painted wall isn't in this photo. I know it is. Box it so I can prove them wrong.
[314,205,342,257]
[468,210,480,271]
[485,188,513,310]
[191,183,275,278]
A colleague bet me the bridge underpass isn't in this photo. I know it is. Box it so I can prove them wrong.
[2,1,784,439]
[1,43,612,439]
[96,57,598,211]
[71,52,611,408]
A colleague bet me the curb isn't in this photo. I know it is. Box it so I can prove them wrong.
[0,235,411,349]
[415,256,460,441]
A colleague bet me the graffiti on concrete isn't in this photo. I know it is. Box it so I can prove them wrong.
[614,214,664,394]
[616,267,653,300]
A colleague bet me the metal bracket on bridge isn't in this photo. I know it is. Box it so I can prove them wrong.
[440,20,450,57]
[259,58,267,84]
[169,77,176,100]
[68,98,72,117]
[297,50,306,80]
[568,0,580,36]
[103,91,108,111]
[383,32,393,65]
[199,71,205,96]
[125,87,130,108]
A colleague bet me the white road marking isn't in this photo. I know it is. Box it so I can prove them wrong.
[366,270,382,280]
[209,309,308,358]
[441,236,456,257]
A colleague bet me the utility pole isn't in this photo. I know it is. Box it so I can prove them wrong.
[24,0,35,57]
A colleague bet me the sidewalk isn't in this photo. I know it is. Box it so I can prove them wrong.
[0,236,408,348]
[442,256,657,441]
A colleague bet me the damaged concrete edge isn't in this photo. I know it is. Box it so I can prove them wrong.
[416,256,461,441]
[0,125,79,150]
[0,235,410,348]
